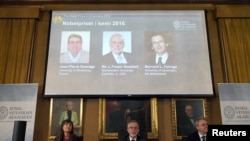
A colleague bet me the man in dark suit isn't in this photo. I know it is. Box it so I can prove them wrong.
[145,32,174,65]
[103,33,133,64]
[107,99,150,133]
[185,117,208,141]
[178,104,198,136]
[118,120,147,141]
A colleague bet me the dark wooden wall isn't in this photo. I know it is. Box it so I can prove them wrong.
[0,0,249,5]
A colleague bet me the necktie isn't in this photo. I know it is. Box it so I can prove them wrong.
[67,111,72,120]
[158,57,162,64]
[201,136,206,141]
[117,56,122,63]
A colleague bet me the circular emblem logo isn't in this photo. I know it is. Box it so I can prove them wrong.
[53,16,63,24]
[173,20,181,29]
[0,106,8,120]
[224,106,235,119]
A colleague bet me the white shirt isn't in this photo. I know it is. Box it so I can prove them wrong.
[129,137,137,141]
[155,53,168,64]
[198,133,206,141]
[112,52,127,64]
[67,51,81,63]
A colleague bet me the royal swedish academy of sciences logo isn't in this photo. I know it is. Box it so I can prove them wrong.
[0,106,8,120]
[173,20,181,29]
[224,106,235,119]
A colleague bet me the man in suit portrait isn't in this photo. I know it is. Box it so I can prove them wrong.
[103,33,133,64]
[145,32,174,65]
[106,99,150,133]
[177,104,199,136]
[185,117,208,141]
[60,33,89,63]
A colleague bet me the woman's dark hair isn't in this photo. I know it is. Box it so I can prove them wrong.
[56,119,75,141]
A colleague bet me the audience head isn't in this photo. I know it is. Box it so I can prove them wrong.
[127,120,140,139]
[67,34,83,57]
[195,117,208,135]
[151,33,168,56]
[56,119,75,141]
[109,34,125,55]
[61,119,74,133]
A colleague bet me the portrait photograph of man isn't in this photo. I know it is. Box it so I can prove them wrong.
[60,31,90,64]
[102,31,133,64]
[144,32,175,65]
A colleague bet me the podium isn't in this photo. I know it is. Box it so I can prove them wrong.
[12,121,27,141]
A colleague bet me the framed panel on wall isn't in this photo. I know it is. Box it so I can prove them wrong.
[98,98,159,140]
[172,98,207,140]
[48,98,83,140]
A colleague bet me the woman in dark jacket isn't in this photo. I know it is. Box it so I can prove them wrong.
[55,119,81,141]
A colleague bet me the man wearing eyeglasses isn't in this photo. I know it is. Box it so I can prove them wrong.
[119,120,147,141]
[186,117,208,141]
[103,33,133,64]
[60,33,89,63]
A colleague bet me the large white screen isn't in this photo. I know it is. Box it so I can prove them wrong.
[44,10,213,97]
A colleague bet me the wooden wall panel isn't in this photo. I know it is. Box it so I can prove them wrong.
[0,7,40,18]
[0,0,249,5]
[216,5,250,18]
[31,10,51,141]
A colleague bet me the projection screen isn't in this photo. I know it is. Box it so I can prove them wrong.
[44,10,213,97]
